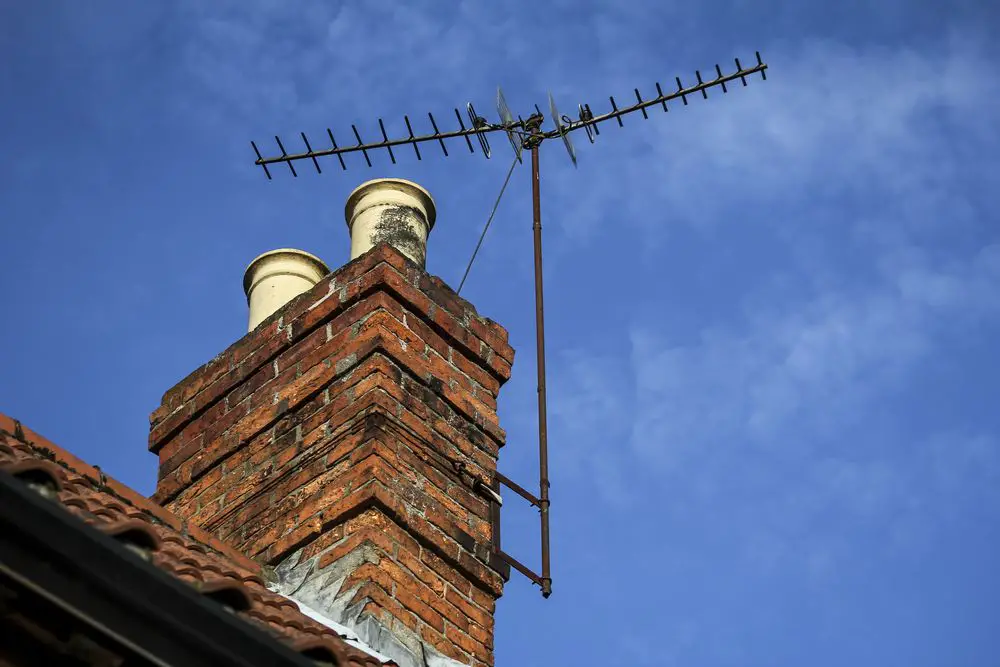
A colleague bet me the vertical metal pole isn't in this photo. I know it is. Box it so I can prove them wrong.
[529,126,552,598]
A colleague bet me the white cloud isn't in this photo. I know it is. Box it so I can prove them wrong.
[551,214,999,580]
[621,239,1000,459]
[546,32,1000,535]
[543,30,999,254]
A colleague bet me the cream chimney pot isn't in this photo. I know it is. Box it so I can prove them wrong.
[243,249,330,332]
[345,178,436,268]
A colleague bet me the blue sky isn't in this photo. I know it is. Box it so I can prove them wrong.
[2,1,999,665]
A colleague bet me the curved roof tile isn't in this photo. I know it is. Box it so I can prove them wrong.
[0,418,394,667]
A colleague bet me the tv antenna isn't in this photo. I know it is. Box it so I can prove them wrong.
[250,52,769,599]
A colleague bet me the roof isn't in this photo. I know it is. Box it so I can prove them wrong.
[0,412,396,667]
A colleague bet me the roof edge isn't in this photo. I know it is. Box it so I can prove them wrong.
[0,412,263,577]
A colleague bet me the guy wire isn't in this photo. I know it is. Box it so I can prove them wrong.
[457,151,521,294]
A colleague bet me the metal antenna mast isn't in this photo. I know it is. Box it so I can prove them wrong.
[250,52,769,599]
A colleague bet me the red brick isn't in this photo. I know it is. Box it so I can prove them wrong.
[396,546,446,597]
[401,308,498,395]
[469,622,493,650]
[468,584,497,615]
[300,524,345,562]
[421,549,472,598]
[157,352,230,420]
[458,549,504,597]
[395,585,444,633]
[225,362,275,409]
[445,586,494,630]
[381,559,468,634]
[420,624,469,664]
[317,523,395,571]
[157,433,204,480]
[343,562,396,600]
[445,624,490,663]
[146,244,513,663]
[353,583,418,631]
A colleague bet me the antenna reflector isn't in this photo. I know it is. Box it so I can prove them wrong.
[300,132,322,173]
[454,108,476,154]
[756,51,767,80]
[404,115,422,160]
[274,135,297,177]
[378,118,396,164]
[250,141,272,180]
[351,124,372,168]
[578,104,596,143]
[326,129,347,170]
[427,112,449,157]
[467,102,492,159]
[497,86,523,163]
[634,88,648,119]
[548,92,576,167]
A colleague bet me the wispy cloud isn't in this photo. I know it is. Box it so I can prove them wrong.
[547,31,1000,584]
[551,237,1000,542]
[543,31,999,254]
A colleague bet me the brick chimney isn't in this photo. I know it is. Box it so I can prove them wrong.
[148,182,513,667]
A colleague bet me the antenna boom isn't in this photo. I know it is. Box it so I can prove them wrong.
[540,54,767,140]
[250,52,767,178]
[253,119,516,176]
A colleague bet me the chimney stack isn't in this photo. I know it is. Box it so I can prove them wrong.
[243,249,330,332]
[345,178,436,269]
[150,180,512,667]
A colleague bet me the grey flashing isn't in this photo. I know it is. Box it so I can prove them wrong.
[269,547,470,667]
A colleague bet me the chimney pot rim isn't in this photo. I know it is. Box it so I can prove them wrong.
[344,178,437,231]
[242,248,331,297]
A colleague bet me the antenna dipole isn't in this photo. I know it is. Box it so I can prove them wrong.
[250,52,767,177]
[249,52,770,599]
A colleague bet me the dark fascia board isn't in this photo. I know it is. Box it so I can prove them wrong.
[0,470,318,667]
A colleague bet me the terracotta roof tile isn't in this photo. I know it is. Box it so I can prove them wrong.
[0,414,395,667]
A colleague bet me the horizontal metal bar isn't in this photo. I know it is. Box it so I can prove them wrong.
[250,54,767,173]
[255,122,517,167]
[496,550,543,587]
[496,471,540,507]
[540,58,767,140]
[250,141,272,180]
[326,128,347,170]
[301,132,321,173]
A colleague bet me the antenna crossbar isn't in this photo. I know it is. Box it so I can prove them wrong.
[250,52,768,178]
[251,117,516,179]
[541,53,767,140]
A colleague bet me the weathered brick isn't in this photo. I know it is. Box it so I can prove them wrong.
[394,584,444,633]
[421,548,472,598]
[343,562,397,601]
[381,559,470,634]
[225,361,275,409]
[396,546,446,597]
[445,623,490,663]
[157,432,204,480]
[300,523,345,562]
[420,624,469,664]
[445,586,494,630]
[353,582,418,631]
[317,530,385,572]
[150,243,512,665]
[469,621,493,650]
